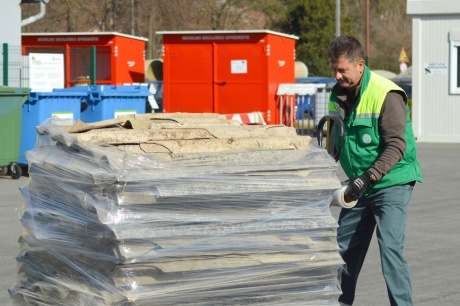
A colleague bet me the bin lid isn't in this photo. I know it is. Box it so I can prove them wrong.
[0,86,30,95]
[29,91,88,102]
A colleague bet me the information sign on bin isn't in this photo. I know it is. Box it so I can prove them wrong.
[19,91,85,166]
[54,85,150,123]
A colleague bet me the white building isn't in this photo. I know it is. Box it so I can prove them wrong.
[1,1,49,87]
[408,0,460,142]
[0,1,21,46]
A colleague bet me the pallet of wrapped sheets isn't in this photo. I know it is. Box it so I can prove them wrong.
[10,113,344,306]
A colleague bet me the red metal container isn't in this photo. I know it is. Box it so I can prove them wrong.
[157,30,298,125]
[22,32,147,87]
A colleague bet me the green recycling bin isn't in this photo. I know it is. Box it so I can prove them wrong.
[0,86,29,179]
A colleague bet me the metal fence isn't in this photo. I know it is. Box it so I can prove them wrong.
[1,44,26,88]
[1,43,113,88]
[277,83,331,136]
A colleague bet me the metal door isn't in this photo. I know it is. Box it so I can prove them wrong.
[164,44,214,112]
[213,43,265,114]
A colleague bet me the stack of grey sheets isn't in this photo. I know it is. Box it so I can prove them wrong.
[10,113,343,305]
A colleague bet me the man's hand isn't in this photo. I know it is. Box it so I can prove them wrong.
[343,172,372,202]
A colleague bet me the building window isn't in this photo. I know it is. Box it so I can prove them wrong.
[449,31,460,94]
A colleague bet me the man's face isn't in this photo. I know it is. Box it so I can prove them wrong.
[330,56,364,90]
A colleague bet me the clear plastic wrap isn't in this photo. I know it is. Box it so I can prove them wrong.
[10,116,343,305]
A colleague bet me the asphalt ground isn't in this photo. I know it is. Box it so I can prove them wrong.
[1,142,459,305]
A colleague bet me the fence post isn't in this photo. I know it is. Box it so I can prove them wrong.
[90,46,96,85]
[3,43,8,86]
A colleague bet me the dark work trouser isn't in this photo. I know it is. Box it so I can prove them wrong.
[337,183,414,306]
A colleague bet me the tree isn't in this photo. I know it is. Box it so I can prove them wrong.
[274,0,352,77]
[21,0,287,60]
[138,0,287,59]
[20,0,410,73]
[344,0,412,73]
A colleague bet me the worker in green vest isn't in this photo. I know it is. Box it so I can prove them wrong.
[327,35,423,306]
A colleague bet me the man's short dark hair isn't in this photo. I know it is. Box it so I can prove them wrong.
[327,35,365,64]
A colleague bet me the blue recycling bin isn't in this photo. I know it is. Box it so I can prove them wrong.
[54,85,149,123]
[19,91,86,165]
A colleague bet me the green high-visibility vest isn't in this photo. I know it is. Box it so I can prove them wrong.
[329,67,423,196]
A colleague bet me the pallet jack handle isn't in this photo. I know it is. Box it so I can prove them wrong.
[317,115,344,162]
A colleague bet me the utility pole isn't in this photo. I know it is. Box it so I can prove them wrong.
[131,0,135,36]
[335,0,340,37]
[365,0,370,66]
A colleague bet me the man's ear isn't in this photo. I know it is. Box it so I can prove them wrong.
[358,59,365,72]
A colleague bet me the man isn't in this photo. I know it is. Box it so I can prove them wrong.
[327,35,423,306]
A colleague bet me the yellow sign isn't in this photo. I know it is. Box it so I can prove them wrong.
[399,47,409,62]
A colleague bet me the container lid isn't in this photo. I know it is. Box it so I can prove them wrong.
[156,29,299,40]
[0,86,30,95]
[22,32,149,42]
